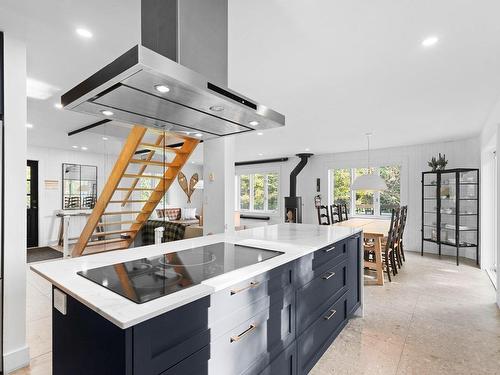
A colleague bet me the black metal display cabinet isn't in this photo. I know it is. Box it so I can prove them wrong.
[421,168,479,266]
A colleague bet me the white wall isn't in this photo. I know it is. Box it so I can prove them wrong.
[1,12,30,372]
[479,95,500,307]
[161,163,203,216]
[243,138,480,259]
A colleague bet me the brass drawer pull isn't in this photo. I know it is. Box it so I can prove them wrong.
[230,324,257,343]
[324,246,336,253]
[230,281,260,295]
[324,309,337,320]
[322,272,336,280]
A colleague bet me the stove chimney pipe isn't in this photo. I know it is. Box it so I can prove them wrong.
[289,153,313,197]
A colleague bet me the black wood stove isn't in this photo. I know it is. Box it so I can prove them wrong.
[284,153,313,223]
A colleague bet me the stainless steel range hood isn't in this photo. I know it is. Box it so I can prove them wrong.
[61,0,285,139]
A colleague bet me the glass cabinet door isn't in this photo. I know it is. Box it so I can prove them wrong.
[458,170,479,248]
[439,171,457,245]
[422,173,438,241]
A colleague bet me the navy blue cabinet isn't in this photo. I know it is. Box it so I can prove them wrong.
[52,233,360,375]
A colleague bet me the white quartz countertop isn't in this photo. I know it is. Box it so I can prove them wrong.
[31,223,361,329]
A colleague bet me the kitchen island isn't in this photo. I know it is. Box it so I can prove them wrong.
[32,223,363,375]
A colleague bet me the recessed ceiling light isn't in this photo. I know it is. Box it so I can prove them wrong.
[154,85,170,93]
[258,153,264,156]
[422,36,439,47]
[102,137,109,141]
[54,103,63,109]
[27,77,59,100]
[72,145,78,149]
[194,133,202,137]
[209,105,224,112]
[249,120,259,126]
[257,132,263,136]
[26,123,33,129]
[101,110,114,116]
[76,28,93,39]
[305,148,310,151]
[81,146,88,151]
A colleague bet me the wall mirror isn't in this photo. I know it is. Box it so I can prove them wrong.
[62,163,97,210]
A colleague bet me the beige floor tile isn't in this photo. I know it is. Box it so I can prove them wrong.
[310,327,402,375]
[26,287,51,323]
[396,342,500,375]
[11,352,52,375]
[27,316,52,359]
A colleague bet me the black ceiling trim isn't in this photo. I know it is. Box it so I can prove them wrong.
[235,157,289,166]
[67,119,112,136]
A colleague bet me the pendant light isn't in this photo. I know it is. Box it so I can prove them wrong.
[351,133,387,191]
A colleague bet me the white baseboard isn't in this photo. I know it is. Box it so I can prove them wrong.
[4,345,30,373]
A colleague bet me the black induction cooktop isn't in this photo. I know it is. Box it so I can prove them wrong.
[77,242,283,304]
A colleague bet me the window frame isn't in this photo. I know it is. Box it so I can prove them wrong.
[329,165,401,219]
[235,169,280,214]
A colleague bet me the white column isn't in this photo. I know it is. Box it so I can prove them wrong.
[496,126,500,308]
[1,14,30,372]
[202,137,235,235]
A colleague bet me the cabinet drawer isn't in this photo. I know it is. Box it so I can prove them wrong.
[209,290,295,375]
[243,342,297,375]
[160,345,210,375]
[209,262,294,329]
[296,240,347,287]
[312,239,347,271]
[296,260,347,334]
[297,293,348,375]
[133,296,210,375]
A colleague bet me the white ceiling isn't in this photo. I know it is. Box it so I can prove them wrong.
[3,0,500,162]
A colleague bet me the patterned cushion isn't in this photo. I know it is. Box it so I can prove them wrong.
[156,208,181,220]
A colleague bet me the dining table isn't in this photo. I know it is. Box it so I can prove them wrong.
[334,218,391,285]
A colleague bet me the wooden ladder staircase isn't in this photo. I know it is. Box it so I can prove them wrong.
[72,125,199,257]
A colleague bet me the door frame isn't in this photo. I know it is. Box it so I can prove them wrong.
[26,159,39,248]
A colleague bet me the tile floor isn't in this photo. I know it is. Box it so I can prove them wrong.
[12,252,500,375]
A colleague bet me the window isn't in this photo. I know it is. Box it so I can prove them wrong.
[354,168,375,216]
[236,172,279,213]
[330,165,401,217]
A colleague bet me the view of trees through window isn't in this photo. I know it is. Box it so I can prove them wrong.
[330,165,400,216]
[237,172,279,212]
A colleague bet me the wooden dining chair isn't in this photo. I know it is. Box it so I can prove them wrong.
[366,208,398,282]
[340,204,349,221]
[396,205,408,263]
[329,204,341,224]
[317,205,331,225]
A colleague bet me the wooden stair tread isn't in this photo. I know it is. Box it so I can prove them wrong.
[139,143,186,153]
[123,174,172,179]
[91,229,138,237]
[98,221,138,226]
[129,159,181,167]
[102,211,142,215]
[116,187,155,191]
[110,200,155,204]
[83,242,130,254]
[86,238,129,246]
